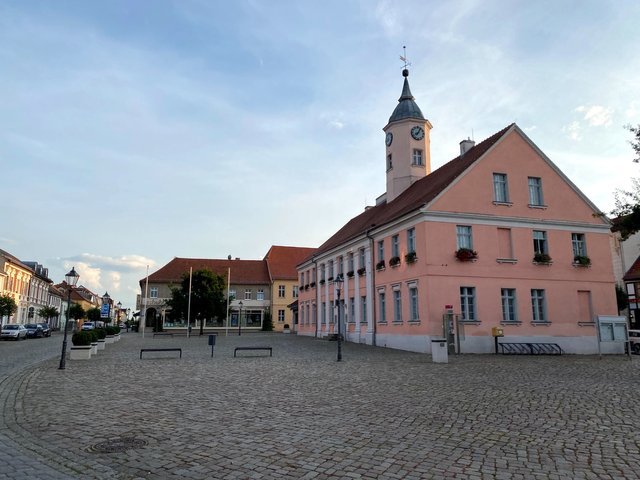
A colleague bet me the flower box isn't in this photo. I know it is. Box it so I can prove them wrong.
[405,251,417,263]
[573,255,591,266]
[69,346,92,360]
[105,335,116,344]
[97,339,106,350]
[346,271,354,278]
[376,260,385,270]
[389,256,401,267]
[357,267,366,275]
[455,248,478,262]
[533,253,552,264]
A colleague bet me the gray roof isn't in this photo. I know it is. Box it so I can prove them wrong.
[388,70,425,123]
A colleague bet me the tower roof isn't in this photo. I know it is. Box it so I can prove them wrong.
[388,69,425,123]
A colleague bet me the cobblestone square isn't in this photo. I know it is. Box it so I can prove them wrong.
[1,333,639,479]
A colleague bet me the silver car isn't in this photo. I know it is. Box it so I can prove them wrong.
[1,324,27,340]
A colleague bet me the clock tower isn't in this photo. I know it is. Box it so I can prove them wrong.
[382,68,432,203]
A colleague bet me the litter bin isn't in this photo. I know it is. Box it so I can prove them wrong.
[431,338,448,363]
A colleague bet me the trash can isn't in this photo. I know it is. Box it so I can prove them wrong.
[431,338,448,363]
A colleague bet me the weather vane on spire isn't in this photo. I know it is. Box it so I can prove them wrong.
[399,45,411,70]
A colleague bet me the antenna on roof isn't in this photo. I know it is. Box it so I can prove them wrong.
[399,45,411,72]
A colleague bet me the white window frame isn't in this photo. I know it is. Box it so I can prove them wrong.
[533,230,548,254]
[409,286,419,321]
[407,227,416,253]
[456,225,473,250]
[391,234,400,258]
[278,310,285,322]
[572,233,586,257]
[460,286,476,322]
[278,285,285,298]
[257,289,264,301]
[150,287,158,298]
[412,149,423,166]
[244,289,252,300]
[393,289,402,323]
[493,173,509,203]
[528,177,544,206]
[377,240,384,263]
[531,289,547,323]
[378,290,386,323]
[501,288,517,323]
[360,295,367,323]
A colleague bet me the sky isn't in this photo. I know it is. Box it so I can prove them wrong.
[2,0,639,312]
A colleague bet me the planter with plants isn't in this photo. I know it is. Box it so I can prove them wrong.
[70,331,93,360]
[95,328,107,350]
[573,255,591,267]
[376,260,385,271]
[357,267,366,276]
[88,330,99,355]
[346,271,354,278]
[389,256,401,267]
[310,282,316,288]
[455,248,478,262]
[533,253,552,264]
[320,279,326,285]
[405,251,417,264]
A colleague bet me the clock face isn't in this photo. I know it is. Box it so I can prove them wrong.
[385,132,393,146]
[411,126,425,140]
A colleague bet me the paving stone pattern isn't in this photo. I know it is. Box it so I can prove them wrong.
[1,332,640,479]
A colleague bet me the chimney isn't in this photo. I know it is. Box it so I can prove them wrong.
[459,138,475,156]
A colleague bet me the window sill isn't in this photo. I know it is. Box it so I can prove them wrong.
[528,204,548,210]
[532,261,553,266]
[572,263,591,268]
[392,320,403,325]
[496,258,517,264]
[378,321,387,325]
[408,320,421,325]
[531,321,551,326]
[578,321,596,327]
[500,321,522,326]
[459,320,481,325]
[492,201,513,207]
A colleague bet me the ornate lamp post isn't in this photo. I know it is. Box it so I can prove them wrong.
[238,301,243,336]
[334,274,344,362]
[59,267,79,370]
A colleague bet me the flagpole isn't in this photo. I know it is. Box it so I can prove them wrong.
[187,267,193,338]
[225,267,230,337]
[142,265,149,339]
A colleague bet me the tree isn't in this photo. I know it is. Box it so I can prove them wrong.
[0,294,17,326]
[68,304,85,321]
[608,125,640,240]
[37,306,59,325]
[262,310,273,331]
[165,269,227,335]
[86,307,101,322]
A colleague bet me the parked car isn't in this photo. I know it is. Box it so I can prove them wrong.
[81,322,95,331]
[24,323,44,338]
[38,322,52,337]
[629,330,640,354]
[1,324,27,340]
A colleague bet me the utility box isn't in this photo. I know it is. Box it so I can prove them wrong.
[208,334,217,346]
[492,326,504,337]
[431,338,448,363]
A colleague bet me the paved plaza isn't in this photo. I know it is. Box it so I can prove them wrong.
[1,332,640,479]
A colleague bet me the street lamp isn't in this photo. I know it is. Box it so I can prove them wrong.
[102,292,110,328]
[334,274,343,362]
[59,267,79,370]
[238,301,243,336]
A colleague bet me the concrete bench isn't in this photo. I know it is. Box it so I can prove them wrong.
[234,346,272,357]
[140,348,182,359]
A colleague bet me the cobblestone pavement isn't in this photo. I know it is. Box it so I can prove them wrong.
[2,332,640,479]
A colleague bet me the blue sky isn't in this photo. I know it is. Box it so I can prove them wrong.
[2,0,639,311]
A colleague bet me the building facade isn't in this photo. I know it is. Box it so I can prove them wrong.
[297,68,618,354]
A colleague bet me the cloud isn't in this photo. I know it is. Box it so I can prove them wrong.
[563,121,582,141]
[65,254,156,273]
[575,105,614,127]
[64,261,102,292]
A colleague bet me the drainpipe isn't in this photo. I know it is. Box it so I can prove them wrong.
[312,256,318,338]
[366,225,377,347]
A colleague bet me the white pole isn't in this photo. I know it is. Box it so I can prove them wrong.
[142,265,149,339]
[187,266,193,338]
[225,267,230,336]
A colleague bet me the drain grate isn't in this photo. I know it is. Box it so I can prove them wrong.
[87,436,148,454]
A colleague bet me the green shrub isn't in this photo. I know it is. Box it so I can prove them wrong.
[95,328,107,340]
[106,326,120,335]
[88,330,98,342]
[71,331,92,346]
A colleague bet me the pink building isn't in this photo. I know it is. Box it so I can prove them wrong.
[297,68,617,354]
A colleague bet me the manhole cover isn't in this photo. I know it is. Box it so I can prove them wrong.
[87,436,147,454]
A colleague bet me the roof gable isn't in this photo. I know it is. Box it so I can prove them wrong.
[264,246,317,281]
[144,257,270,286]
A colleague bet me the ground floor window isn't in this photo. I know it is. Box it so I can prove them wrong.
[531,289,547,323]
[501,288,517,322]
[278,309,285,322]
[460,286,476,322]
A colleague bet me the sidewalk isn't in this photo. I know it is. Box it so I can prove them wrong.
[2,332,640,479]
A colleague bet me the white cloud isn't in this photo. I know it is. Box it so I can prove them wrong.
[563,121,582,141]
[575,105,614,127]
[65,261,102,293]
[67,254,156,272]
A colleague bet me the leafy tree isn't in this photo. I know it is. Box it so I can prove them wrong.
[165,269,227,335]
[0,294,17,326]
[609,125,640,240]
[68,304,85,320]
[262,310,273,331]
[86,307,102,322]
[37,306,59,324]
